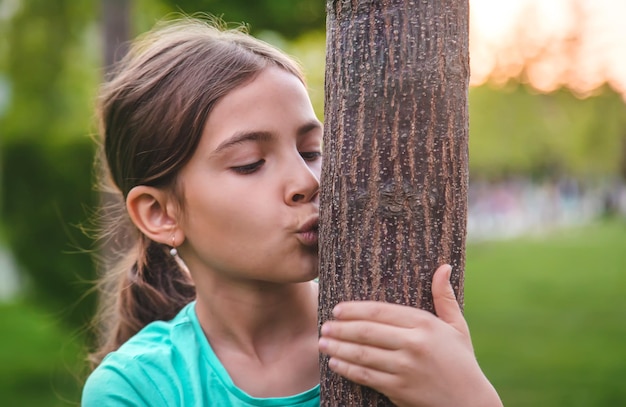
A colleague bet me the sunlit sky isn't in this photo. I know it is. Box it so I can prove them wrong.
[470,0,626,99]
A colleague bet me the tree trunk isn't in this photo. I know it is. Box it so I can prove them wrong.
[100,0,131,271]
[319,0,470,405]
[103,0,131,75]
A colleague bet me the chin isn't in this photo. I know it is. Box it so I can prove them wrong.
[306,270,320,281]
[293,267,319,283]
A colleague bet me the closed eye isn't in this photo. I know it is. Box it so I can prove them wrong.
[231,159,265,174]
[300,152,322,162]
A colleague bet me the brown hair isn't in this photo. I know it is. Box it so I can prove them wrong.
[90,16,304,367]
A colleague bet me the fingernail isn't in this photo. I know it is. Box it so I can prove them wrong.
[445,264,452,280]
[328,358,338,369]
[332,305,342,317]
[318,338,329,350]
[321,323,330,335]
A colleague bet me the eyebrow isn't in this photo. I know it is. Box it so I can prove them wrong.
[211,120,322,155]
[297,120,323,137]
[212,131,273,155]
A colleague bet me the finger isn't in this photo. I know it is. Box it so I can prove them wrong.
[432,264,469,336]
[330,301,429,328]
[320,320,407,350]
[326,356,397,392]
[318,337,400,373]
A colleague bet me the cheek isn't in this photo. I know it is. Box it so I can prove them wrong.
[185,189,273,235]
[180,190,224,233]
[180,172,284,236]
[310,160,322,180]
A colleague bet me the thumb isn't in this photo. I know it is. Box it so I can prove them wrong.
[432,264,470,337]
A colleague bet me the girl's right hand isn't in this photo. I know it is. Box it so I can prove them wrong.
[318,264,503,407]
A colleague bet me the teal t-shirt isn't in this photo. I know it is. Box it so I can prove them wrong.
[82,301,320,406]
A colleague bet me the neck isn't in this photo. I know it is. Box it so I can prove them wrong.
[194,277,318,361]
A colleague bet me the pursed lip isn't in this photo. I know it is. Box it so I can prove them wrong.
[296,216,319,247]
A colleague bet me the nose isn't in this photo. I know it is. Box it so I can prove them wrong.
[285,157,320,205]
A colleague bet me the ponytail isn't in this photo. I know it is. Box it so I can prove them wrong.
[89,201,195,368]
[118,237,195,343]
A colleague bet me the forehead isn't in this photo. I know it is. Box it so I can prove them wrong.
[201,67,317,148]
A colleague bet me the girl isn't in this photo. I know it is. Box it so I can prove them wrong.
[83,17,502,407]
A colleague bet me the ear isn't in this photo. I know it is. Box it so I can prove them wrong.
[126,185,182,246]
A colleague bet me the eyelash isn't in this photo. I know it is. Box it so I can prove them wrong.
[300,151,322,162]
[231,152,321,175]
[231,160,265,174]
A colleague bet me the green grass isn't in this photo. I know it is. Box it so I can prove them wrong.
[465,220,626,406]
[0,220,625,406]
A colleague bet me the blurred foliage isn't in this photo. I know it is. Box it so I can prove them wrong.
[469,84,626,179]
[1,0,99,143]
[0,300,87,406]
[0,0,100,327]
[155,0,326,38]
[2,138,97,325]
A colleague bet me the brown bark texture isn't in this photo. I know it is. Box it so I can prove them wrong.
[319,0,470,405]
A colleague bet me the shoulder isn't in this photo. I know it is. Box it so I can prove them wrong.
[108,301,197,364]
[82,355,163,406]
[82,302,198,406]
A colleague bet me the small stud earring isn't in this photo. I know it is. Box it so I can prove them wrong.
[169,236,178,257]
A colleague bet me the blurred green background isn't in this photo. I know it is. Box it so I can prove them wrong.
[0,0,625,406]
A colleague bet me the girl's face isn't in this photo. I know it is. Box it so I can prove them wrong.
[176,67,322,284]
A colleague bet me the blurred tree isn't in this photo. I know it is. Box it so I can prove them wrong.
[469,84,626,179]
[96,0,134,293]
[103,0,131,72]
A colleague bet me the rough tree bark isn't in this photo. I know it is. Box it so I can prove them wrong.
[319,0,470,405]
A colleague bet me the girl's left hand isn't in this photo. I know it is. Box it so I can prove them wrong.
[318,264,502,407]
